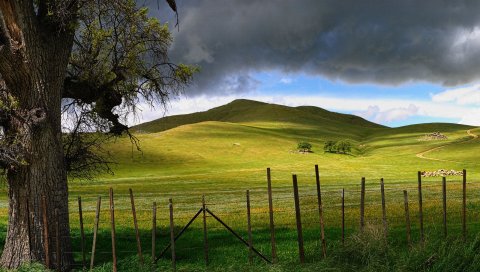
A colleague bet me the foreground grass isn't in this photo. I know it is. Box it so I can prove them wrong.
[0,175,477,271]
[6,177,479,271]
[6,225,480,271]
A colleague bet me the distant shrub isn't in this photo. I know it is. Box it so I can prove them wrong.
[335,140,352,154]
[324,140,352,154]
[297,142,312,152]
[324,140,336,153]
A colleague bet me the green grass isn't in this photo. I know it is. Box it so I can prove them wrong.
[2,99,480,271]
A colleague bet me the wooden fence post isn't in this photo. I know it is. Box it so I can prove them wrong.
[152,202,157,271]
[246,190,253,264]
[403,191,411,247]
[341,188,345,245]
[360,177,365,232]
[266,168,277,263]
[169,198,176,271]
[418,171,424,245]
[90,196,101,270]
[463,169,467,242]
[129,188,144,265]
[292,174,305,263]
[155,208,203,262]
[442,177,447,238]
[110,188,118,272]
[380,178,388,241]
[78,196,86,269]
[55,208,61,272]
[315,165,326,258]
[202,195,209,266]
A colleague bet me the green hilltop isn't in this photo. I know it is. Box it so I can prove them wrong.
[133,99,385,138]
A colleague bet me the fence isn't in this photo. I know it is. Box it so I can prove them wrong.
[30,167,480,270]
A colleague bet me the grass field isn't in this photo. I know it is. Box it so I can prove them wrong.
[2,99,480,271]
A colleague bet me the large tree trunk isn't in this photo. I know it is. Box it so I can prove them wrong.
[0,2,75,268]
[0,73,74,270]
[0,122,73,270]
[0,89,74,269]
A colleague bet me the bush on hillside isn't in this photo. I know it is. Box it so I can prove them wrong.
[323,140,336,153]
[324,140,352,154]
[336,140,352,154]
[297,142,312,152]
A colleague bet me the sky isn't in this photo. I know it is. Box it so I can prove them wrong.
[132,0,480,127]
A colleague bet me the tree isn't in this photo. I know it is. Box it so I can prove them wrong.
[0,0,195,269]
[335,140,352,154]
[297,141,312,152]
[323,140,336,153]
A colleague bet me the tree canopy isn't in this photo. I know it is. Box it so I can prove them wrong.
[1,0,197,178]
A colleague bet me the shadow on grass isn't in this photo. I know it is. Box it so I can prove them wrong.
[2,224,480,271]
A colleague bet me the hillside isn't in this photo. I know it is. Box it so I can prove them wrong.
[132,99,386,136]
[89,99,480,191]
[69,104,480,272]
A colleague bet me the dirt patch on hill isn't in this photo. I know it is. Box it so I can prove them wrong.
[421,169,463,177]
[419,132,448,141]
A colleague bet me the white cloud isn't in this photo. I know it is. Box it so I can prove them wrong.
[280,77,293,84]
[459,108,480,126]
[432,84,480,105]
[270,96,473,121]
[355,104,419,123]
[355,105,380,120]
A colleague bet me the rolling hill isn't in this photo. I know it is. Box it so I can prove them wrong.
[133,99,386,137]
[82,99,480,195]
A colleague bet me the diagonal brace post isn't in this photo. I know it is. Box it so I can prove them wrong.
[206,208,272,264]
[155,208,203,262]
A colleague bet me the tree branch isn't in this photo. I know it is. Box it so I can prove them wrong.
[165,0,179,28]
[39,0,79,32]
[63,76,128,135]
[62,76,100,103]
[0,1,33,96]
[61,0,195,137]
[0,1,23,48]
[0,11,9,47]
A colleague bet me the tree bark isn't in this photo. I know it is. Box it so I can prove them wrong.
[0,2,75,269]
[1,128,73,270]
[0,82,74,268]
[0,89,74,269]
[0,85,73,269]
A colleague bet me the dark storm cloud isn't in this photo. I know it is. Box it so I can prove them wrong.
[151,0,480,95]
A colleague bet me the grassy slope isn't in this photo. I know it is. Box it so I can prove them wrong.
[87,100,477,193]
[133,99,385,133]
